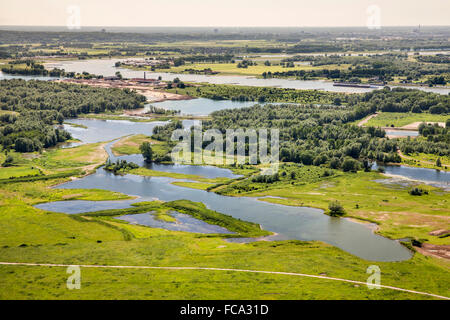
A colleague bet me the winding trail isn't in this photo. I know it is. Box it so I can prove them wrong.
[357,113,378,127]
[1,261,448,300]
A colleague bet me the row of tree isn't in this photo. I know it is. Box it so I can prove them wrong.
[149,88,448,170]
[0,79,146,152]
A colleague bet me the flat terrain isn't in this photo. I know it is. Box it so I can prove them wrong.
[363,112,448,128]
[161,62,351,77]
[0,129,449,300]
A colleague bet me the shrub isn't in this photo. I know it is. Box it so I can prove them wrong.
[2,155,13,167]
[140,142,153,163]
[342,157,360,172]
[328,201,345,216]
[409,187,428,196]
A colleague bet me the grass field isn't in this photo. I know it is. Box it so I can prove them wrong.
[364,112,449,128]
[128,167,230,185]
[160,62,351,77]
[32,142,108,172]
[239,171,450,245]
[0,110,19,116]
[0,141,449,300]
[171,181,215,190]
[111,134,160,156]
[400,153,450,171]
[78,113,168,122]
[0,178,449,299]
[0,166,41,179]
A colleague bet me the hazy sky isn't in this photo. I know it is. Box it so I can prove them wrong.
[0,0,449,27]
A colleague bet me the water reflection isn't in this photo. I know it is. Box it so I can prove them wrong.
[116,211,234,234]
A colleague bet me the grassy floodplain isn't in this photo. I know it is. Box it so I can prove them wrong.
[111,134,165,156]
[165,83,348,104]
[111,130,450,248]
[143,62,351,77]
[0,123,449,300]
[364,112,448,128]
[398,152,450,171]
[0,163,449,299]
[221,170,450,245]
[0,26,450,300]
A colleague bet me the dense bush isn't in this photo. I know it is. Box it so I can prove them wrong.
[328,201,346,216]
[104,159,139,174]
[409,187,428,196]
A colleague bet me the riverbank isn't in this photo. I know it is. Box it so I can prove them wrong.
[55,78,192,103]
[219,170,450,247]
[42,58,450,94]
[105,133,449,247]
[1,155,449,299]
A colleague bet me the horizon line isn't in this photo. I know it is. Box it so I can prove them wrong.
[1,25,450,29]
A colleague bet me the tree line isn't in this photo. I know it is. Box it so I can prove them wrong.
[151,87,448,170]
[0,79,146,152]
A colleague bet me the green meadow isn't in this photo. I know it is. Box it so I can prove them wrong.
[0,137,449,300]
[0,176,449,299]
[364,112,448,128]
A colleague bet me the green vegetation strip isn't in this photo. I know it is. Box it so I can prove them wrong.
[166,83,347,104]
[0,169,83,184]
[0,262,448,300]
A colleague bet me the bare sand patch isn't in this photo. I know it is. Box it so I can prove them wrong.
[415,243,450,260]
[400,121,445,130]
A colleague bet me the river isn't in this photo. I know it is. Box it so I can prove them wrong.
[35,118,417,262]
[44,59,450,95]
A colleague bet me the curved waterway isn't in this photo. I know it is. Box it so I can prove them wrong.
[36,118,414,262]
[36,165,412,261]
[45,59,450,95]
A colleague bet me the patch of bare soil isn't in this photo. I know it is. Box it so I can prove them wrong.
[358,113,378,127]
[429,229,450,237]
[415,243,450,260]
[62,193,83,199]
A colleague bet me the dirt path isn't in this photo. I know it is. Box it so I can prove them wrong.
[358,113,378,127]
[397,149,435,166]
[0,261,448,300]
[415,243,450,260]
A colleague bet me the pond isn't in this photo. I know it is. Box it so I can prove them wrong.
[36,165,412,262]
[62,118,169,144]
[384,130,419,138]
[147,98,258,116]
[115,211,234,234]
